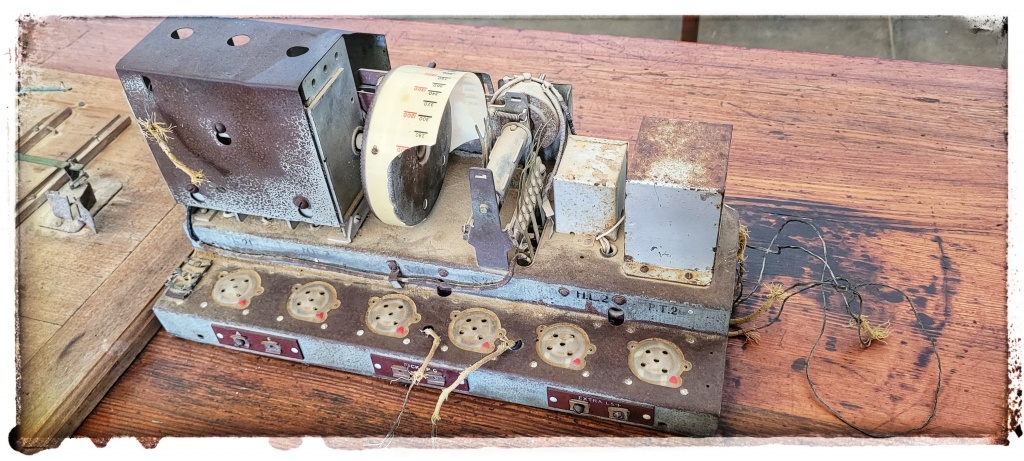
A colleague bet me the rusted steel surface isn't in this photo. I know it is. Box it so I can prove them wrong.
[629,117,731,192]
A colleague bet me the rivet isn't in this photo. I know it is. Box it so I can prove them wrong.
[530,361,538,368]
[685,272,693,280]
[624,378,633,385]
[200,302,208,308]
[612,295,626,305]
[403,338,411,345]
[216,333,224,339]
[680,388,689,395]
[290,348,299,354]
[549,396,558,403]
[558,287,570,296]
[438,268,449,277]
[242,309,250,316]
[582,371,590,377]
[640,265,649,273]
[356,329,364,336]
[441,345,449,352]
[321,324,328,330]
[371,146,379,155]
[276,316,284,322]
[374,363,382,369]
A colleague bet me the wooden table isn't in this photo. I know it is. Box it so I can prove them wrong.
[17,17,1009,447]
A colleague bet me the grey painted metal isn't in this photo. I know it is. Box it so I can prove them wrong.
[623,117,733,286]
[552,135,628,236]
[186,152,739,334]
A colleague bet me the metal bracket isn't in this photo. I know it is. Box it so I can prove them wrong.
[40,173,122,234]
[466,167,514,270]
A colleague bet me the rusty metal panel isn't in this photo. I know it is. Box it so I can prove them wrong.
[553,135,628,236]
[115,18,386,227]
[623,117,732,286]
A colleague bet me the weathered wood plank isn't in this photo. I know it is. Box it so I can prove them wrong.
[18,317,60,365]
[16,207,192,452]
[16,69,177,326]
[16,17,1005,443]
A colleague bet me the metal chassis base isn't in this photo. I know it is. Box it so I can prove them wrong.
[154,251,730,436]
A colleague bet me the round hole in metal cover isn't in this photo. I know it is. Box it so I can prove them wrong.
[170,28,193,39]
[227,35,250,46]
[287,46,309,57]
[214,123,232,145]
[608,307,625,326]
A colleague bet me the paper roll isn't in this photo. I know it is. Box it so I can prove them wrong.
[362,65,487,226]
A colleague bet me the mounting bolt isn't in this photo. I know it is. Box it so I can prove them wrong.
[438,268,449,277]
[612,295,626,305]
[684,272,693,280]
[558,287,570,297]
[294,196,310,209]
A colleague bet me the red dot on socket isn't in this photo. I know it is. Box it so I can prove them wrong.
[572,358,581,365]
[669,376,678,384]
[396,326,405,334]
[238,299,246,306]
[482,341,491,349]
[316,312,325,319]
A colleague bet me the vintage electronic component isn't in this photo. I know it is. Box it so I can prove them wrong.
[117,17,742,436]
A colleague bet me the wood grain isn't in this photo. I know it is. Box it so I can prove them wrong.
[13,67,196,452]
[16,69,177,326]
[15,17,1007,444]
[16,207,191,452]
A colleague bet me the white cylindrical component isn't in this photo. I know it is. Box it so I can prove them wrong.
[485,122,531,200]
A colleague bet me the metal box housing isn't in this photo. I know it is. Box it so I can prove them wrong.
[553,135,628,236]
[623,117,732,286]
[116,18,389,226]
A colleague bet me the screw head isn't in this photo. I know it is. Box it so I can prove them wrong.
[438,268,449,277]
[558,287,570,297]
[640,265,649,273]
[293,196,310,209]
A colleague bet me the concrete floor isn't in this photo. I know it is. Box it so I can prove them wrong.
[400,16,1007,69]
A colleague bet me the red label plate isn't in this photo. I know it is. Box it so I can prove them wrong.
[211,324,303,360]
